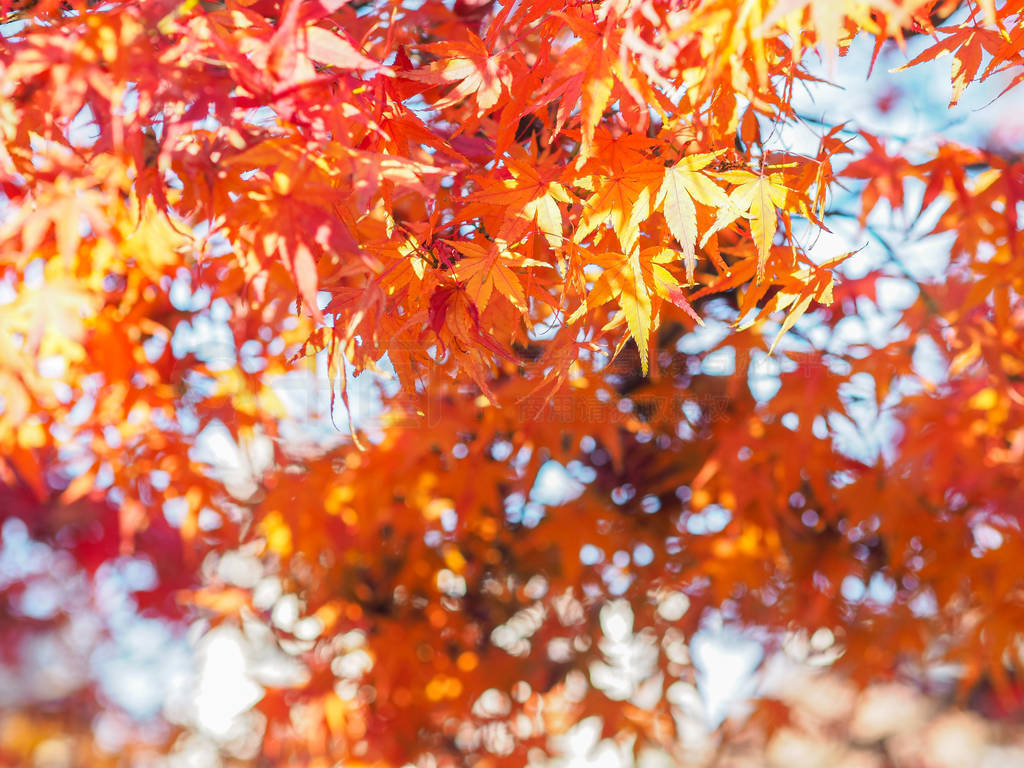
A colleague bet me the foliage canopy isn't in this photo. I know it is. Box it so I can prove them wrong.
[2,0,1024,764]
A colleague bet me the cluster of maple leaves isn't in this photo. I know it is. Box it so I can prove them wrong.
[2,0,1024,765]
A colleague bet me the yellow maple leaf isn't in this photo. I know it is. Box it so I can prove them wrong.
[702,170,789,281]
[616,249,653,374]
[656,151,729,284]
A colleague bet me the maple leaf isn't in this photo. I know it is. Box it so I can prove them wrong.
[575,163,664,255]
[261,193,359,324]
[466,149,571,246]
[617,249,654,373]
[412,32,510,111]
[702,170,790,281]
[656,151,730,284]
[574,247,703,374]
[841,133,915,223]
[427,284,515,398]
[759,253,852,353]
[892,26,1007,107]
[449,239,527,312]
